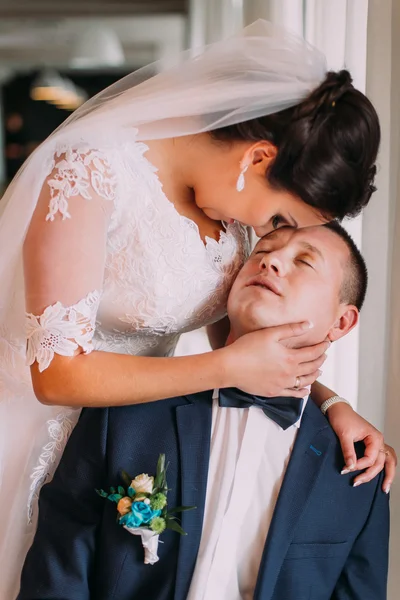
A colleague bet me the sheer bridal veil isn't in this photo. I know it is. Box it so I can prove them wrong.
[0,19,326,597]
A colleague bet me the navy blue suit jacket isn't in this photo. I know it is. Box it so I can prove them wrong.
[18,392,389,600]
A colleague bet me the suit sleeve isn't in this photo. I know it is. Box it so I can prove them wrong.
[17,407,109,600]
[331,473,390,600]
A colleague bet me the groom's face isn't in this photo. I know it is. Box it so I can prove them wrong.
[227,226,356,346]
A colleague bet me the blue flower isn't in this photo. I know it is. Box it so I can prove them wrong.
[120,511,142,528]
[119,502,160,528]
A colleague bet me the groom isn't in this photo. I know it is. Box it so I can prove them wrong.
[18,223,389,600]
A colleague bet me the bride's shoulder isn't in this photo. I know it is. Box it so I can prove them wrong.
[49,130,149,174]
[35,129,150,221]
[40,136,122,222]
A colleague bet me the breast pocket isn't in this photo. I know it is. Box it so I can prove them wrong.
[285,541,351,560]
[275,542,352,600]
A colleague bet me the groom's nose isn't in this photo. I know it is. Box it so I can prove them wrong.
[259,251,287,277]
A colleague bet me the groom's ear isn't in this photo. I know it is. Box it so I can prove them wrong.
[328,305,359,342]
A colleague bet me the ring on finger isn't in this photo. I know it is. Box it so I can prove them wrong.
[294,376,301,390]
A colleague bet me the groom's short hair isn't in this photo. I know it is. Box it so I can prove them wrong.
[323,221,368,311]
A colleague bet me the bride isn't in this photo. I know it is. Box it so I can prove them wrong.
[0,21,396,598]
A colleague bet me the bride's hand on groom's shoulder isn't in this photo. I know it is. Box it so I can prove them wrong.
[221,321,329,398]
[325,401,397,493]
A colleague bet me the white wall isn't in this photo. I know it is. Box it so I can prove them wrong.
[358,1,394,430]
[360,1,400,597]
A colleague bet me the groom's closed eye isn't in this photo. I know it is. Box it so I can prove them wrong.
[295,255,314,269]
[298,242,324,263]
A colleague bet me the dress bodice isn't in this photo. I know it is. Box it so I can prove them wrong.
[94,137,249,358]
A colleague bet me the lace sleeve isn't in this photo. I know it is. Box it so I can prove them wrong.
[23,144,116,372]
[45,145,117,221]
[26,291,101,372]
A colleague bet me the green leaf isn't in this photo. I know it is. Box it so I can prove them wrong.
[166,519,187,536]
[162,461,170,490]
[117,486,125,496]
[95,489,108,498]
[107,493,123,503]
[154,454,166,489]
[167,506,196,514]
[121,471,133,488]
[127,486,135,498]
[158,454,166,474]
[110,487,116,494]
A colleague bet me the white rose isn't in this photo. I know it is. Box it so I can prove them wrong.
[131,473,154,494]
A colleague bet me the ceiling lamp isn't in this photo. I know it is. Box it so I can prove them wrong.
[51,79,88,111]
[30,69,66,102]
[71,26,125,68]
[31,72,88,111]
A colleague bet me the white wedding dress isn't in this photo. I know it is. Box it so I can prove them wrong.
[0,130,249,599]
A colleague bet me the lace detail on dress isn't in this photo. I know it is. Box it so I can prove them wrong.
[27,409,78,523]
[100,138,250,340]
[46,145,117,221]
[26,290,101,372]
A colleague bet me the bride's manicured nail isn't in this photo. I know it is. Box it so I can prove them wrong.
[353,480,363,488]
[346,463,355,471]
[384,485,391,494]
[341,468,351,475]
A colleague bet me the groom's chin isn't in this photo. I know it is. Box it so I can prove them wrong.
[229,313,278,338]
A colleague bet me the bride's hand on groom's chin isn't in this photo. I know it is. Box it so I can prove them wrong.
[326,401,397,493]
[220,321,328,398]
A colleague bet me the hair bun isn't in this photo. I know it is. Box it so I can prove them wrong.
[212,66,380,220]
[299,69,354,117]
[323,69,354,105]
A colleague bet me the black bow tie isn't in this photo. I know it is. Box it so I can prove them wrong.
[218,387,304,431]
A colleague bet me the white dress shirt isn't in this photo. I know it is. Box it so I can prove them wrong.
[187,390,307,600]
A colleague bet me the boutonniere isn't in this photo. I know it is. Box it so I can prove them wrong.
[96,454,195,565]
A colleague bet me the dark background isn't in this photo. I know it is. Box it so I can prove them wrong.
[2,71,129,182]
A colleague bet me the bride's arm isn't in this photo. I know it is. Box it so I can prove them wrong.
[31,348,231,406]
[311,380,397,493]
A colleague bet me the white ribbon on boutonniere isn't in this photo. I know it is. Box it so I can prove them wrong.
[125,526,160,565]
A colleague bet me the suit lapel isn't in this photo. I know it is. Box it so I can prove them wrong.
[173,392,213,600]
[255,401,332,600]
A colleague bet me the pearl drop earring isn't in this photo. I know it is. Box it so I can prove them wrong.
[236,165,248,192]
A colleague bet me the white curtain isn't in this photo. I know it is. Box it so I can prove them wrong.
[188,0,244,47]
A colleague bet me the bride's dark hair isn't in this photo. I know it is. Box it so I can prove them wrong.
[212,70,380,220]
